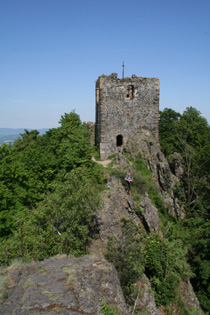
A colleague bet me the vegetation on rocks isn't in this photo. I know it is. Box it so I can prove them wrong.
[1,106,210,314]
[159,107,210,313]
[105,218,145,305]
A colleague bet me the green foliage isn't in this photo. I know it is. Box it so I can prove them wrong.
[0,111,104,265]
[132,194,141,202]
[101,301,119,315]
[159,108,181,156]
[159,106,210,312]
[182,217,210,312]
[0,272,9,300]
[105,218,145,304]
[159,107,210,215]
[133,153,170,219]
[0,167,101,264]
[145,233,193,306]
[165,303,204,315]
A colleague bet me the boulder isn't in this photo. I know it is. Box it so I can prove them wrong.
[133,274,161,315]
[179,280,203,313]
[140,196,160,233]
[168,152,184,180]
[0,255,129,315]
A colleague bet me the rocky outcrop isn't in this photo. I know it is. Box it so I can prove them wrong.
[140,196,160,233]
[1,173,203,315]
[168,152,184,180]
[89,176,162,315]
[133,274,161,315]
[179,281,203,312]
[89,176,142,250]
[124,131,183,218]
[0,255,129,315]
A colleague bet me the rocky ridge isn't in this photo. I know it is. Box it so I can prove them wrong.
[0,256,129,315]
[0,132,203,314]
[124,131,184,218]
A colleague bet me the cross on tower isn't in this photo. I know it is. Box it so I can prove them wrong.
[122,62,124,79]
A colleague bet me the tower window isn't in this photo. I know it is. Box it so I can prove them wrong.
[116,135,123,147]
[125,85,134,99]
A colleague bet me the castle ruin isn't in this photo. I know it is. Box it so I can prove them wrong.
[95,73,160,159]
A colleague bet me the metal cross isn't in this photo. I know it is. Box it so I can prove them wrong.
[122,61,124,79]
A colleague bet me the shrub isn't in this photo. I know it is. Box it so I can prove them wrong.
[101,301,119,315]
[145,234,193,306]
[105,218,145,304]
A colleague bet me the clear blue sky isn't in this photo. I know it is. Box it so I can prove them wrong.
[1,0,210,128]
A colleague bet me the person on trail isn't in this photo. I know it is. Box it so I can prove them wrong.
[125,172,133,195]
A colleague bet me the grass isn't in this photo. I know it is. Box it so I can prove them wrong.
[0,273,9,300]
[23,280,35,289]
[62,265,78,286]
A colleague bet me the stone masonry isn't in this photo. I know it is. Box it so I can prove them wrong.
[95,73,160,159]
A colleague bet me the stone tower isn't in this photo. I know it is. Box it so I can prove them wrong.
[95,73,160,159]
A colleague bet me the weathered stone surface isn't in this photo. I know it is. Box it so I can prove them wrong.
[157,152,174,192]
[85,121,95,146]
[168,152,184,180]
[0,255,129,315]
[124,131,182,218]
[179,281,203,313]
[1,173,203,315]
[95,73,160,159]
[89,176,162,315]
[90,176,141,248]
[140,196,160,233]
[134,274,161,315]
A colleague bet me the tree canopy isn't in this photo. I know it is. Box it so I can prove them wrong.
[159,107,210,312]
[0,111,103,264]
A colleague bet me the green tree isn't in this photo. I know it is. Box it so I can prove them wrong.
[159,106,210,312]
[0,166,102,264]
[159,108,181,156]
[145,233,193,306]
[0,111,96,241]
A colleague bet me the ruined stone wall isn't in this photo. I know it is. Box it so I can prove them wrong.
[95,73,160,159]
[85,121,95,146]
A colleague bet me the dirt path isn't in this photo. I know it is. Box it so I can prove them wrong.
[91,156,112,168]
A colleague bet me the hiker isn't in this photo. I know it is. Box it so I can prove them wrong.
[125,172,133,195]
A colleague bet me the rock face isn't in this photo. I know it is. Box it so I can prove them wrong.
[179,281,203,312]
[134,274,161,315]
[168,152,184,180]
[124,131,182,218]
[89,176,162,315]
[1,155,203,314]
[0,255,129,315]
[88,175,143,257]
[140,196,160,233]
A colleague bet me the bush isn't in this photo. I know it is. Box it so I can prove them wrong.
[101,301,119,315]
[0,167,102,264]
[105,218,146,304]
[145,234,193,306]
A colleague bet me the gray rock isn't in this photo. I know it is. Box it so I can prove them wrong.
[0,256,129,315]
[178,281,203,313]
[133,274,161,315]
[124,131,182,218]
[168,152,184,180]
[140,197,160,233]
[93,176,141,246]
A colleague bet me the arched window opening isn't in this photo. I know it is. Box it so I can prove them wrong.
[116,135,123,147]
[125,85,134,99]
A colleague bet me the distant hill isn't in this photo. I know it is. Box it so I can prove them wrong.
[0,128,49,145]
